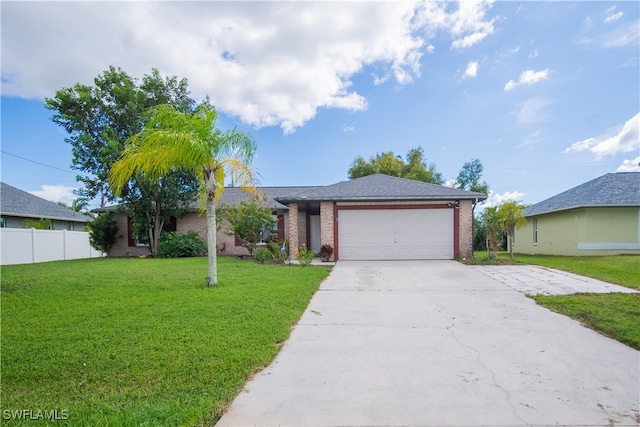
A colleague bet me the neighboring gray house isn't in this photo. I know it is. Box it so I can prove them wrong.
[102,174,487,260]
[0,182,90,231]
[513,172,640,256]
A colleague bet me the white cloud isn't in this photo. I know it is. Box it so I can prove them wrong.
[516,97,553,125]
[563,113,640,159]
[30,185,78,206]
[2,1,497,134]
[444,178,459,189]
[604,7,623,24]
[341,124,355,132]
[504,69,550,91]
[579,21,639,48]
[528,48,538,59]
[483,190,526,208]
[464,61,479,78]
[617,157,640,172]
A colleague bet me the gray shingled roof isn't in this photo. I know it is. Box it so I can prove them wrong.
[93,186,321,213]
[1,182,90,222]
[220,186,320,209]
[275,174,487,202]
[524,172,640,217]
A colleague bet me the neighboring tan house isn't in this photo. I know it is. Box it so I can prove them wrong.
[513,172,640,256]
[102,174,487,260]
[0,182,90,230]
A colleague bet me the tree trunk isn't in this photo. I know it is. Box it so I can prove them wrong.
[151,201,163,257]
[206,196,217,286]
[508,225,515,259]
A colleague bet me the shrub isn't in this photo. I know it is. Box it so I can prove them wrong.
[157,231,206,258]
[296,243,314,267]
[88,213,119,255]
[220,197,278,254]
[265,236,288,263]
[319,244,333,262]
[22,218,52,230]
[253,248,273,264]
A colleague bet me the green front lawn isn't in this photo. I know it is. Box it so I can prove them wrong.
[1,257,331,426]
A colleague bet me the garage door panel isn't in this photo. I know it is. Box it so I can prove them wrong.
[338,209,453,260]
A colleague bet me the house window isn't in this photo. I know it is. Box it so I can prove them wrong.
[0,217,5,228]
[127,217,147,247]
[128,216,177,247]
[163,217,177,233]
[533,218,538,245]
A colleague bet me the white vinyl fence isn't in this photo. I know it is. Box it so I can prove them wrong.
[0,228,103,265]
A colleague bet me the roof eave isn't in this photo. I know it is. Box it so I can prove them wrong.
[275,195,487,203]
[525,203,640,217]
[0,212,90,222]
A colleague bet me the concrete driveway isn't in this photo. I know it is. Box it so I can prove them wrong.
[470,264,638,295]
[216,261,639,426]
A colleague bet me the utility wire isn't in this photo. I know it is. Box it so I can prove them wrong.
[1,150,75,175]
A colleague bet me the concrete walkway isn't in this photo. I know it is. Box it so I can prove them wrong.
[216,261,639,426]
[470,264,638,295]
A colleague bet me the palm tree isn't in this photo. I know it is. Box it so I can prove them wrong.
[497,201,526,259]
[109,104,257,286]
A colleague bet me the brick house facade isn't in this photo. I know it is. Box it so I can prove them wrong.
[100,174,486,260]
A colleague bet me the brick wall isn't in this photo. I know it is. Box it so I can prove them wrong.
[458,200,474,259]
[177,212,251,257]
[108,214,151,258]
[288,203,299,257]
[320,201,335,260]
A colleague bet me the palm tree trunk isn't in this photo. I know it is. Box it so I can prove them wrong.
[206,196,217,286]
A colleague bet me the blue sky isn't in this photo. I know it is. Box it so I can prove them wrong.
[2,1,638,210]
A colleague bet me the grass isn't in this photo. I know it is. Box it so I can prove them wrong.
[510,253,640,290]
[464,251,640,350]
[531,293,640,350]
[1,257,331,426]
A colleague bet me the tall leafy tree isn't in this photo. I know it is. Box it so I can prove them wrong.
[348,146,443,184]
[45,66,196,205]
[497,201,527,259]
[456,159,489,196]
[122,172,200,256]
[110,104,257,286]
[46,66,201,255]
[480,206,502,258]
[456,158,490,256]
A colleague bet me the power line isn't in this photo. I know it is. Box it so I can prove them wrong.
[1,150,75,175]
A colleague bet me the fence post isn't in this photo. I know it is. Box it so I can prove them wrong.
[31,228,36,263]
[63,229,67,260]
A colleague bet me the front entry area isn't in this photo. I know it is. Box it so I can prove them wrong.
[337,208,454,260]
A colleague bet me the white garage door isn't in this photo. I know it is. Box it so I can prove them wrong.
[338,208,454,260]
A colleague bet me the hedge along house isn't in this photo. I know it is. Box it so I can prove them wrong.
[275,174,486,261]
[98,174,486,260]
[513,172,640,256]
